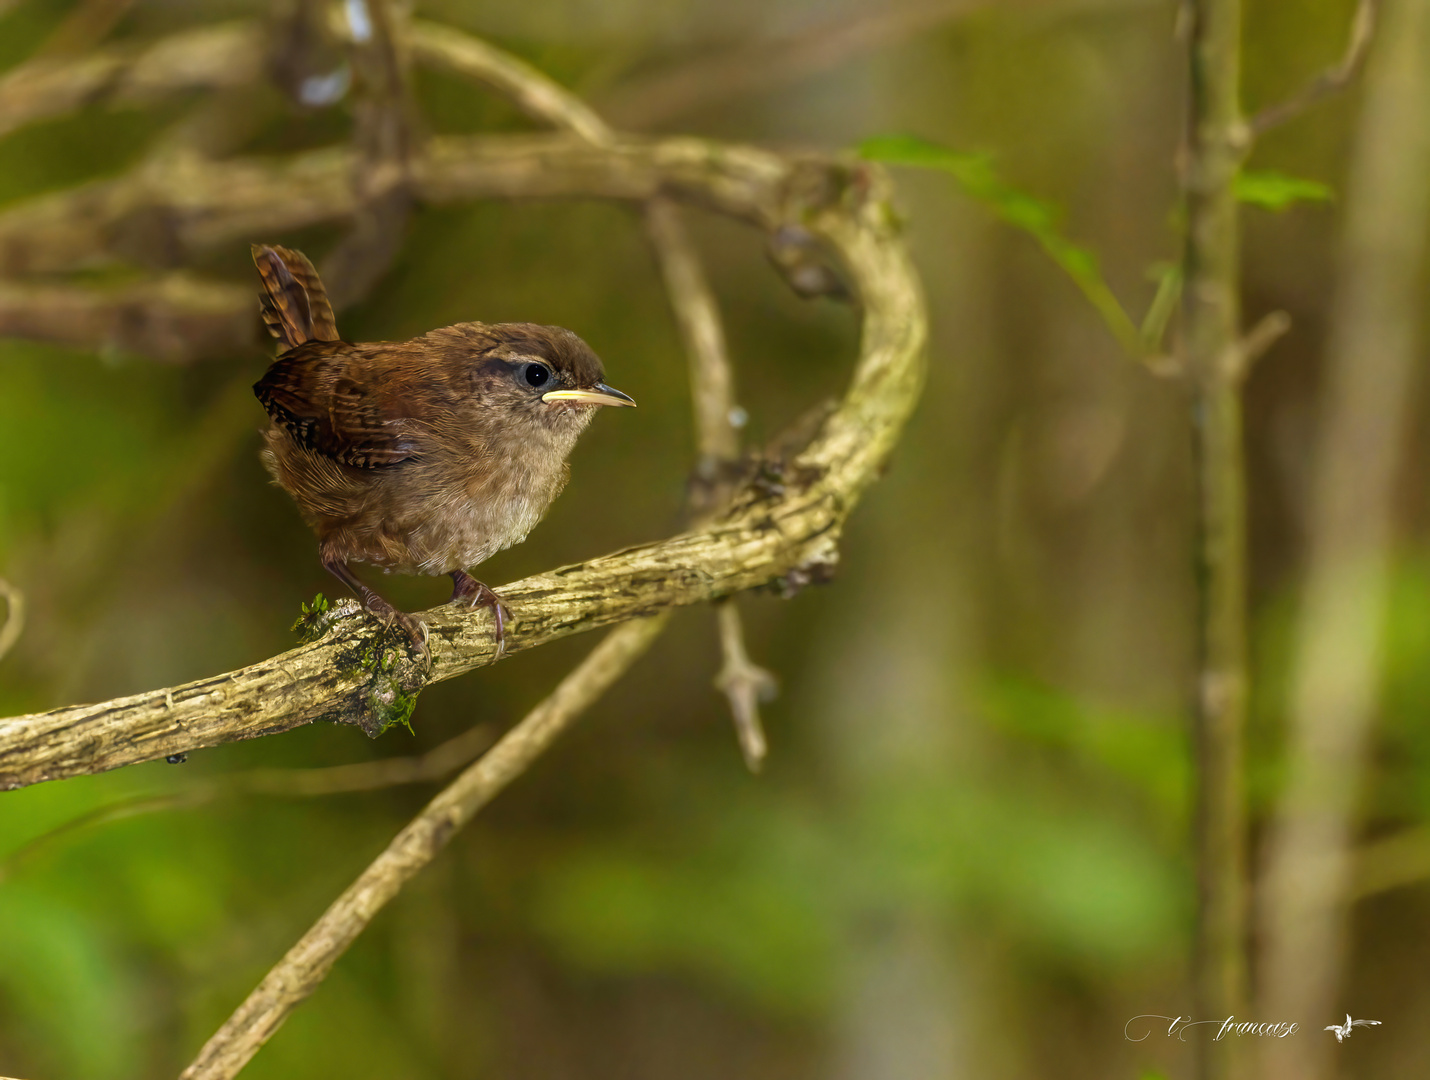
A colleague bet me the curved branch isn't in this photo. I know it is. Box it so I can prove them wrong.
[0,136,924,791]
[0,134,801,276]
[409,20,614,145]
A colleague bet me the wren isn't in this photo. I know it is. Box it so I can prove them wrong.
[251,244,635,653]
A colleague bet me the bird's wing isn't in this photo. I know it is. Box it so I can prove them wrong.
[254,344,419,469]
[252,244,341,349]
[1349,1019,1382,1028]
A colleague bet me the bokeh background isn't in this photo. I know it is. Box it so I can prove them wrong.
[0,0,1424,1077]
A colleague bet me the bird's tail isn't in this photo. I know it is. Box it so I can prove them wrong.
[252,244,341,350]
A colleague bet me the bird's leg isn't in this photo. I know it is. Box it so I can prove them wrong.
[449,569,510,655]
[321,550,427,654]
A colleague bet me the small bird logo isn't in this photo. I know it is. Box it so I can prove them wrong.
[1324,1014,1381,1042]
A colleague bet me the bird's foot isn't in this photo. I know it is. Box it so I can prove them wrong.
[364,593,429,659]
[449,570,511,656]
[319,552,429,661]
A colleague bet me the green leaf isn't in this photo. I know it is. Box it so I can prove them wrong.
[859,134,1142,357]
[1235,169,1334,211]
[858,133,983,172]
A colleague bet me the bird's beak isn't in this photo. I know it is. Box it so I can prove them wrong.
[542,382,637,407]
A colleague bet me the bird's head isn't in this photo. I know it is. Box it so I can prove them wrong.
[464,323,635,435]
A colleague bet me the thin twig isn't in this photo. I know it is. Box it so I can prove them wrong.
[229,721,497,797]
[409,20,614,145]
[1250,0,1379,135]
[0,18,612,149]
[0,722,497,885]
[713,601,777,771]
[0,580,24,666]
[1227,308,1291,383]
[179,615,668,1080]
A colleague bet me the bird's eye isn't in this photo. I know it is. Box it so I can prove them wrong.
[522,362,552,388]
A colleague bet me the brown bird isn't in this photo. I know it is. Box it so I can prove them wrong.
[250,244,635,652]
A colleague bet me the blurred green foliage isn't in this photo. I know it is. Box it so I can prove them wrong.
[1234,169,1335,212]
[860,133,1147,358]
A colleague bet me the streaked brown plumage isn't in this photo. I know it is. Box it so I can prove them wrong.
[251,244,635,651]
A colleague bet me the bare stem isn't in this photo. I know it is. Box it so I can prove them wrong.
[178,615,668,1080]
[1181,1,1250,1076]
[644,199,740,497]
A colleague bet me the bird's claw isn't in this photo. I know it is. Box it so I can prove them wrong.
[448,571,509,656]
[395,612,430,659]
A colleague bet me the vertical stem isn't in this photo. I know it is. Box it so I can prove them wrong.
[645,198,776,770]
[644,199,740,475]
[1181,0,1250,1072]
[1257,3,1430,1078]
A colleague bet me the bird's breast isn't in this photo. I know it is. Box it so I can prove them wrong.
[404,431,574,574]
